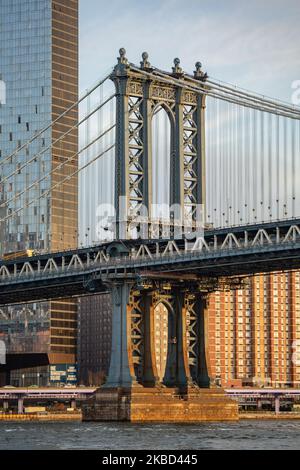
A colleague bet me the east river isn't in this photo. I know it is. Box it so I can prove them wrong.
[0,420,300,450]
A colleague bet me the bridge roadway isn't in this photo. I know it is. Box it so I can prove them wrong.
[225,388,300,414]
[1,387,299,399]
[0,387,298,415]
[0,387,97,400]
[225,388,300,399]
[0,387,97,414]
[0,218,300,305]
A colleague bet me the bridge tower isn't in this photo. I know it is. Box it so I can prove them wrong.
[83,50,238,422]
[113,48,206,240]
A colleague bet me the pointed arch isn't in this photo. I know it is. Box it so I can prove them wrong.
[153,301,169,381]
[151,105,172,227]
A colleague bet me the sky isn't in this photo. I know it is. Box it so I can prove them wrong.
[79,0,300,103]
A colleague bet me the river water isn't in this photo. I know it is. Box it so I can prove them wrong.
[0,420,300,450]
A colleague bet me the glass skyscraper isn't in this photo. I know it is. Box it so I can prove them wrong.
[0,0,78,386]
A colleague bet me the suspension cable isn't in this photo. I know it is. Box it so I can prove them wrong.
[130,66,300,120]
[0,124,115,210]
[1,143,115,224]
[180,71,300,118]
[0,70,112,168]
[155,66,300,117]
[0,93,115,183]
[206,78,300,112]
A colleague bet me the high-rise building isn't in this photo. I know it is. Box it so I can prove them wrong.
[208,271,300,388]
[76,272,300,389]
[77,295,112,386]
[0,0,78,386]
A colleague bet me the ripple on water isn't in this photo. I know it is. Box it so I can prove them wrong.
[0,420,300,450]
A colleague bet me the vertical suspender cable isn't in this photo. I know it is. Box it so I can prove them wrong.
[226,103,233,225]
[260,111,265,222]
[236,105,240,226]
[291,118,295,218]
[276,115,280,220]
[268,112,272,220]
[283,118,287,218]
[217,98,220,227]
[253,108,257,223]
[241,105,244,224]
[229,102,233,226]
[235,103,239,226]
[224,102,228,226]
[109,96,114,210]
[87,92,92,247]
[98,83,104,238]
[245,107,250,224]
[207,98,212,225]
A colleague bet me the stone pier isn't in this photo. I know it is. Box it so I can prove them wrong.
[82,282,238,422]
[83,51,238,422]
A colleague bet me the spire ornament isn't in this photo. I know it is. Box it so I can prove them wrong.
[118,48,128,65]
[194,61,208,81]
[172,58,184,77]
[140,52,151,70]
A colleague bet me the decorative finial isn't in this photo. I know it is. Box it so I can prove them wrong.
[194,61,208,81]
[118,48,128,65]
[140,51,151,69]
[172,58,183,77]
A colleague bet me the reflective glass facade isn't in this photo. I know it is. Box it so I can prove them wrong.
[0,0,52,253]
[0,0,78,385]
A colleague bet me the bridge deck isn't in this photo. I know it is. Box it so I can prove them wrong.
[0,218,299,305]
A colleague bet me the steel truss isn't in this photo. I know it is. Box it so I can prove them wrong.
[112,49,207,239]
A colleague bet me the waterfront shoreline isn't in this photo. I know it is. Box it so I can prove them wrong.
[240,412,300,420]
[1,412,300,422]
[0,413,82,422]
[1,420,299,450]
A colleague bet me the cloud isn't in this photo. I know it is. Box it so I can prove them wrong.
[79,0,300,102]
[78,1,300,235]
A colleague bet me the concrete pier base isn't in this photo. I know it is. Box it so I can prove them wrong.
[18,398,24,415]
[82,386,239,422]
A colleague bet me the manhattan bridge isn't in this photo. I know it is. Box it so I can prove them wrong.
[0,49,300,421]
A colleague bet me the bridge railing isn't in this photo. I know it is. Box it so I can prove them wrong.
[0,220,300,284]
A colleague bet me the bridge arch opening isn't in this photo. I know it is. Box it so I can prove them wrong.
[153,302,169,382]
[153,298,177,385]
[0,340,6,365]
[151,106,172,235]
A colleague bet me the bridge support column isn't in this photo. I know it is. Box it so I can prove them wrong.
[82,281,238,422]
[198,295,211,387]
[17,398,24,414]
[103,283,137,388]
[83,282,151,421]
[275,396,280,414]
[176,290,194,388]
[257,398,262,411]
[178,292,212,389]
[142,293,160,386]
[163,289,195,389]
